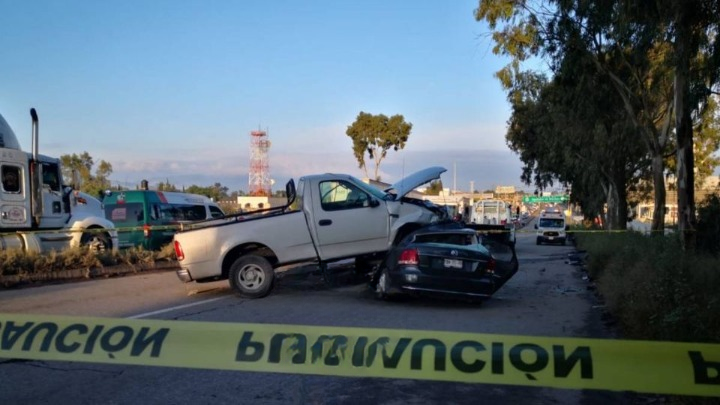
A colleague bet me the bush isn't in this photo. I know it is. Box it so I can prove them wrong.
[697,193,720,256]
[576,231,720,343]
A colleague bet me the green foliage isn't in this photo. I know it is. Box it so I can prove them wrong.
[60,151,113,198]
[346,111,412,180]
[667,96,720,182]
[185,182,229,201]
[475,0,720,246]
[424,180,443,196]
[697,193,720,256]
[504,62,646,228]
[576,232,720,344]
[157,179,178,192]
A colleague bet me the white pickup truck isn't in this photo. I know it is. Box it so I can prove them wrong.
[172,167,448,298]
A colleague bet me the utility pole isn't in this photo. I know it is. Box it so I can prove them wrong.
[453,162,457,194]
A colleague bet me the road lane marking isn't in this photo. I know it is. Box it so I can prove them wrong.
[126,296,231,319]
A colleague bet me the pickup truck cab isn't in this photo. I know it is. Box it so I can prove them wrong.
[173,167,447,298]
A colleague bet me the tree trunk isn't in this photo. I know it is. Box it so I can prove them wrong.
[651,154,666,233]
[606,180,621,230]
[605,174,630,231]
[616,173,629,231]
[674,9,697,251]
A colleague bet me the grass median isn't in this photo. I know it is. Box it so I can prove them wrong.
[575,230,720,344]
[0,243,177,285]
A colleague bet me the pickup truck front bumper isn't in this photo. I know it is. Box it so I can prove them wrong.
[176,268,193,282]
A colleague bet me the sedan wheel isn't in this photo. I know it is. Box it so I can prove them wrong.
[375,269,390,300]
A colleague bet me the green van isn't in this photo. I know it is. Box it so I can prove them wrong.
[102,190,225,250]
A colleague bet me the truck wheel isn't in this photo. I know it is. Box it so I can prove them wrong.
[229,255,275,299]
[81,231,111,253]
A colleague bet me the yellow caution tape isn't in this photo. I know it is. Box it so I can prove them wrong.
[1,313,718,397]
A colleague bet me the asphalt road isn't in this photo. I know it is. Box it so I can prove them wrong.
[0,226,642,405]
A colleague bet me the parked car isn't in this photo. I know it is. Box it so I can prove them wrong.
[370,222,518,302]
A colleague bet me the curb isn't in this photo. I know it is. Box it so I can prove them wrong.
[0,261,180,288]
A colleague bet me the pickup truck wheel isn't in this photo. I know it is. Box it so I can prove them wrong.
[229,255,275,298]
[81,231,111,253]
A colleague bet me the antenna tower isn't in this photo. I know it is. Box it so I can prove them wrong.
[248,129,271,196]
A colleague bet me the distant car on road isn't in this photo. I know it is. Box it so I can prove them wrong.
[370,222,518,302]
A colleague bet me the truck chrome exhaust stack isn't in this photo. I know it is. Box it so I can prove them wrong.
[29,108,42,225]
[30,108,39,160]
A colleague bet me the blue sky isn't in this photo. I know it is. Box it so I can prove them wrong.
[0,0,533,194]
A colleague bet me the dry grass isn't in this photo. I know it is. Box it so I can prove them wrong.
[577,231,720,343]
[0,244,177,277]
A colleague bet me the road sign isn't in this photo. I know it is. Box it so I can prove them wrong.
[522,195,569,203]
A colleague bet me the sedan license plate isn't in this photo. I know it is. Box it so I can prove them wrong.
[444,258,463,269]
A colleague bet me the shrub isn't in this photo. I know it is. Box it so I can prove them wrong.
[696,193,720,256]
[0,246,175,277]
[576,232,720,344]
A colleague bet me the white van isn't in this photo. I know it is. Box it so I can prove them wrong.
[103,190,225,249]
[535,211,568,245]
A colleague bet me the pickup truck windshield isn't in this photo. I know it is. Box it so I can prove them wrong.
[349,176,391,200]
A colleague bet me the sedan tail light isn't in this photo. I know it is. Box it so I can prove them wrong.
[398,248,419,265]
[487,257,496,274]
[174,240,185,261]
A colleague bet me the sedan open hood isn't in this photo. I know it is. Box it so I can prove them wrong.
[384,166,446,199]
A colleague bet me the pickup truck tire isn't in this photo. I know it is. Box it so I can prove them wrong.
[228,255,275,298]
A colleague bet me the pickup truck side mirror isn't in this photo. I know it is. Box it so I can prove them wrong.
[369,198,380,208]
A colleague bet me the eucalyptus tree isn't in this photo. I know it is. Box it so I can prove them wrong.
[346,112,412,181]
[475,0,720,248]
[505,51,647,229]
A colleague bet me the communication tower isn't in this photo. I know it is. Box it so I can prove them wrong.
[248,129,271,196]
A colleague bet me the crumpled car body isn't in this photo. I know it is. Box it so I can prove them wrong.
[370,221,519,301]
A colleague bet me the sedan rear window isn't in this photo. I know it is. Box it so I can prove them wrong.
[413,233,476,246]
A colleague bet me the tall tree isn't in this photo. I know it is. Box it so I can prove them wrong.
[185,183,230,201]
[346,112,412,180]
[671,0,720,249]
[157,179,178,192]
[475,0,720,245]
[60,151,113,198]
[424,180,444,195]
[505,61,647,229]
